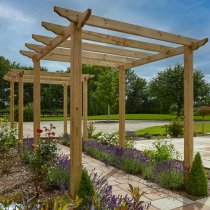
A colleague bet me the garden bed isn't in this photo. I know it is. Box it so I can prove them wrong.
[0,149,35,196]
[83,140,209,200]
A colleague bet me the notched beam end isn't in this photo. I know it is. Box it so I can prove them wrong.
[192,38,208,50]
[77,9,91,29]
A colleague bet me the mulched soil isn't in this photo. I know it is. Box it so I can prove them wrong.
[0,149,35,195]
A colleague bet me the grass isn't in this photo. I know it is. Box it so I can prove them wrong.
[40,114,210,121]
[135,123,210,136]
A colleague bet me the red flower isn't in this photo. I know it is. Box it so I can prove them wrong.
[37,128,43,134]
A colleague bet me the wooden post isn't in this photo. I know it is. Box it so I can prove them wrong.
[33,58,41,146]
[83,78,88,141]
[63,83,68,134]
[184,46,194,169]
[119,66,126,148]
[70,22,83,197]
[10,80,15,128]
[18,73,24,146]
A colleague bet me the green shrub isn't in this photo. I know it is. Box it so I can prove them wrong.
[22,138,57,195]
[15,103,33,122]
[150,139,180,163]
[45,166,69,191]
[78,169,95,208]
[96,132,119,146]
[168,104,178,115]
[155,169,184,189]
[92,131,103,140]
[121,159,143,175]
[61,133,70,146]
[24,103,33,122]
[186,152,208,196]
[166,117,183,137]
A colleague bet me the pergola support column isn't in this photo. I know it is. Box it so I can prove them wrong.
[83,78,88,141]
[33,58,41,146]
[70,22,83,197]
[63,83,68,134]
[184,46,194,169]
[119,66,126,148]
[18,73,24,147]
[10,80,14,128]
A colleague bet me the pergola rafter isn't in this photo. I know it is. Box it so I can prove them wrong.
[17,6,208,197]
[32,34,152,59]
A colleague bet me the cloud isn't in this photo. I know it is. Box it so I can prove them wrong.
[0,3,35,24]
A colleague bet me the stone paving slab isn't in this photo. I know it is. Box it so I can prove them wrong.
[58,144,210,210]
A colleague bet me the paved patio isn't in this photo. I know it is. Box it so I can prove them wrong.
[22,120,169,137]
[59,144,210,210]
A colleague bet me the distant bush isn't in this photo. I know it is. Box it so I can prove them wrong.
[14,103,33,122]
[168,104,178,115]
[186,152,208,196]
[166,117,183,137]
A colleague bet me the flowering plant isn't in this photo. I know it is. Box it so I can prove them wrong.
[87,121,96,139]
[96,132,119,146]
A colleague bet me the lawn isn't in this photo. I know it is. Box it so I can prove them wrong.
[135,123,210,136]
[40,114,210,121]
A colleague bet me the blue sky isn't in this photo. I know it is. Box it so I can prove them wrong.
[0,0,209,81]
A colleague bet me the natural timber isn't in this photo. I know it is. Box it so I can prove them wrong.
[121,38,208,69]
[54,6,198,45]
[33,58,41,146]
[32,34,152,59]
[118,66,126,148]
[41,22,174,53]
[184,46,194,169]
[63,84,68,134]
[25,43,137,63]
[10,80,15,128]
[18,72,24,147]
[83,78,88,142]
[36,23,73,60]
[20,50,119,67]
[70,22,83,197]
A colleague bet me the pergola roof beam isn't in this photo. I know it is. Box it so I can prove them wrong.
[20,50,119,67]
[25,43,138,63]
[8,69,94,79]
[42,22,175,53]
[54,6,198,46]
[121,38,208,69]
[32,34,153,59]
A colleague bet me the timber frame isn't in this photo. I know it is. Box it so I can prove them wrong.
[4,69,94,145]
[18,6,207,196]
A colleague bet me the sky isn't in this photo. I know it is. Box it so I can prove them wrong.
[0,0,209,81]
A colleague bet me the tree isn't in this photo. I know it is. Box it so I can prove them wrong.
[125,69,148,113]
[94,68,118,120]
[0,56,22,110]
[149,64,210,116]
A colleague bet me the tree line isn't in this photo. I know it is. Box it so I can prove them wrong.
[0,56,209,117]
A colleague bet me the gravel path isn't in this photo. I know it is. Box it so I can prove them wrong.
[22,120,169,137]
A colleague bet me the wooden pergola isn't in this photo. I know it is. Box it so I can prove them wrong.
[19,6,208,196]
[3,69,94,143]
